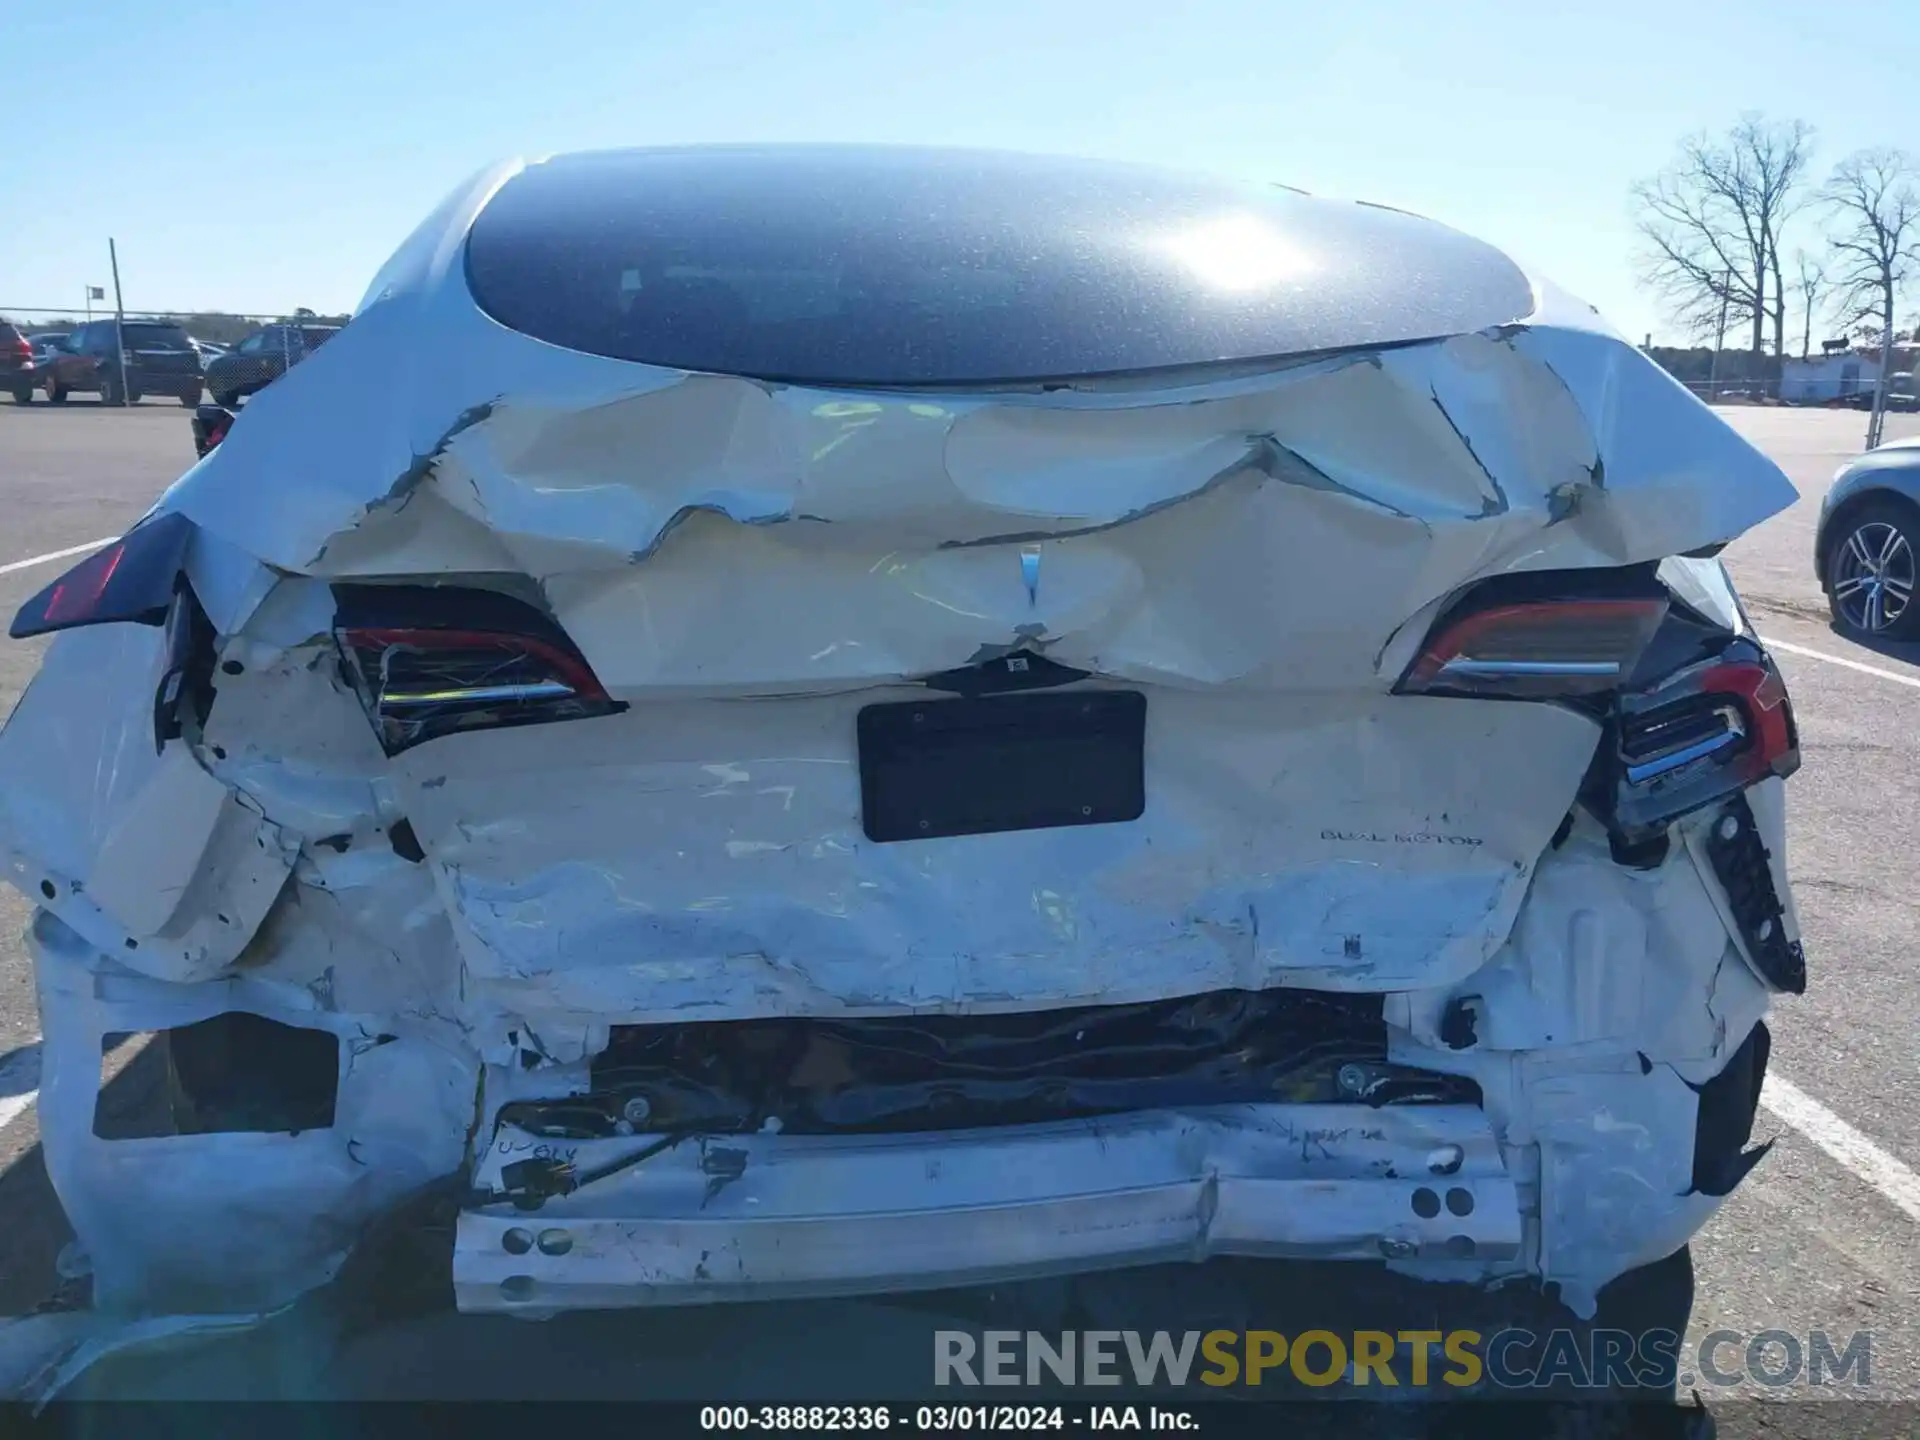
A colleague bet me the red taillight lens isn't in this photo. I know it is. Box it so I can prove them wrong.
[8,337,30,359]
[1698,658,1797,775]
[10,513,195,639]
[195,410,233,456]
[1397,597,1669,699]
[1606,640,1799,843]
[335,599,620,756]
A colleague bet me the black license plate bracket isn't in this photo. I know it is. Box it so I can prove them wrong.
[857,690,1146,843]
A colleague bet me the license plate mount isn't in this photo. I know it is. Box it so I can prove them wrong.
[857,690,1146,843]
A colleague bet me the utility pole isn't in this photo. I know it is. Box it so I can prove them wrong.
[1706,269,1733,402]
[108,239,130,408]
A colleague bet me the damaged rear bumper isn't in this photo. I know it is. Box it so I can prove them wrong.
[456,1104,1521,1313]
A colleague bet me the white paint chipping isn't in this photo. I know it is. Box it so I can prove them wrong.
[1761,1073,1920,1225]
[0,539,117,579]
[1760,634,1920,692]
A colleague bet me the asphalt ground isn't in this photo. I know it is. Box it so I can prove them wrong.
[0,397,1917,1427]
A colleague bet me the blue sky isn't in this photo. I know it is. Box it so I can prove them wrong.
[2,0,1912,344]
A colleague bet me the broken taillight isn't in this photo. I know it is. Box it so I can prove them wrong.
[9,512,195,639]
[1603,639,1799,843]
[1398,568,1800,848]
[1397,596,1669,699]
[333,585,621,755]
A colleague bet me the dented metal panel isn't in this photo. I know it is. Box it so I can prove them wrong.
[157,312,1794,701]
[30,909,475,1315]
[0,149,1807,1364]
[0,626,294,983]
[392,689,1601,1023]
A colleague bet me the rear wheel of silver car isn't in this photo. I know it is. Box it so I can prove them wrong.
[1826,498,1920,639]
[46,379,67,403]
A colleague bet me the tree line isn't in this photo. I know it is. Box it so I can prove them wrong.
[1634,115,1917,365]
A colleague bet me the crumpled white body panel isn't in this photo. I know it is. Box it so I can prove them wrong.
[0,626,294,983]
[397,689,1600,1023]
[0,159,1802,1375]
[160,256,1792,699]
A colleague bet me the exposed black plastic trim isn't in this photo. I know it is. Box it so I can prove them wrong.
[1688,1021,1772,1197]
[1704,796,1808,994]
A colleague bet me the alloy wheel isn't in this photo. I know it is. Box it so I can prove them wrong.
[1831,519,1916,633]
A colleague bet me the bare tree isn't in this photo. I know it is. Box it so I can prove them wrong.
[1792,250,1828,359]
[1633,115,1815,363]
[1825,149,1920,446]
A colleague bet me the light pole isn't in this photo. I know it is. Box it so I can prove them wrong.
[108,239,130,408]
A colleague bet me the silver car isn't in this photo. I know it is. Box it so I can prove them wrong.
[1817,435,1920,638]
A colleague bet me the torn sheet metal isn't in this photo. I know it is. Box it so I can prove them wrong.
[148,158,1794,702]
[152,319,1800,698]
[1521,1058,1720,1319]
[455,1102,1521,1311]
[1440,807,1768,1063]
[0,626,295,983]
[29,909,476,1316]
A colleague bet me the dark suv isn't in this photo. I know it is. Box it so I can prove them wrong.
[1,322,32,402]
[42,319,205,406]
[204,322,341,406]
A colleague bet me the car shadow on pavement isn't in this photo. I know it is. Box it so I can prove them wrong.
[1826,624,1920,668]
[0,1037,166,1317]
[0,1141,73,1317]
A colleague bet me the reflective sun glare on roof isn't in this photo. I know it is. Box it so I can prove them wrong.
[1153,213,1313,292]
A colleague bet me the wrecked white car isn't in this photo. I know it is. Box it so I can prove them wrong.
[1,147,1802,1341]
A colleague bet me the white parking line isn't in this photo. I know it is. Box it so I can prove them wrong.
[0,539,117,579]
[1761,1074,1920,1224]
[0,1044,40,1134]
[1760,634,1920,692]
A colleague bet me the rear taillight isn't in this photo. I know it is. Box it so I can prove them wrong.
[1397,569,1801,849]
[9,513,195,639]
[1605,639,1799,843]
[333,586,620,755]
[194,408,233,456]
[1397,597,1669,699]
[7,336,29,360]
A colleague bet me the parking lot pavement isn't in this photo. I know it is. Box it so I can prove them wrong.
[0,401,1918,1407]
